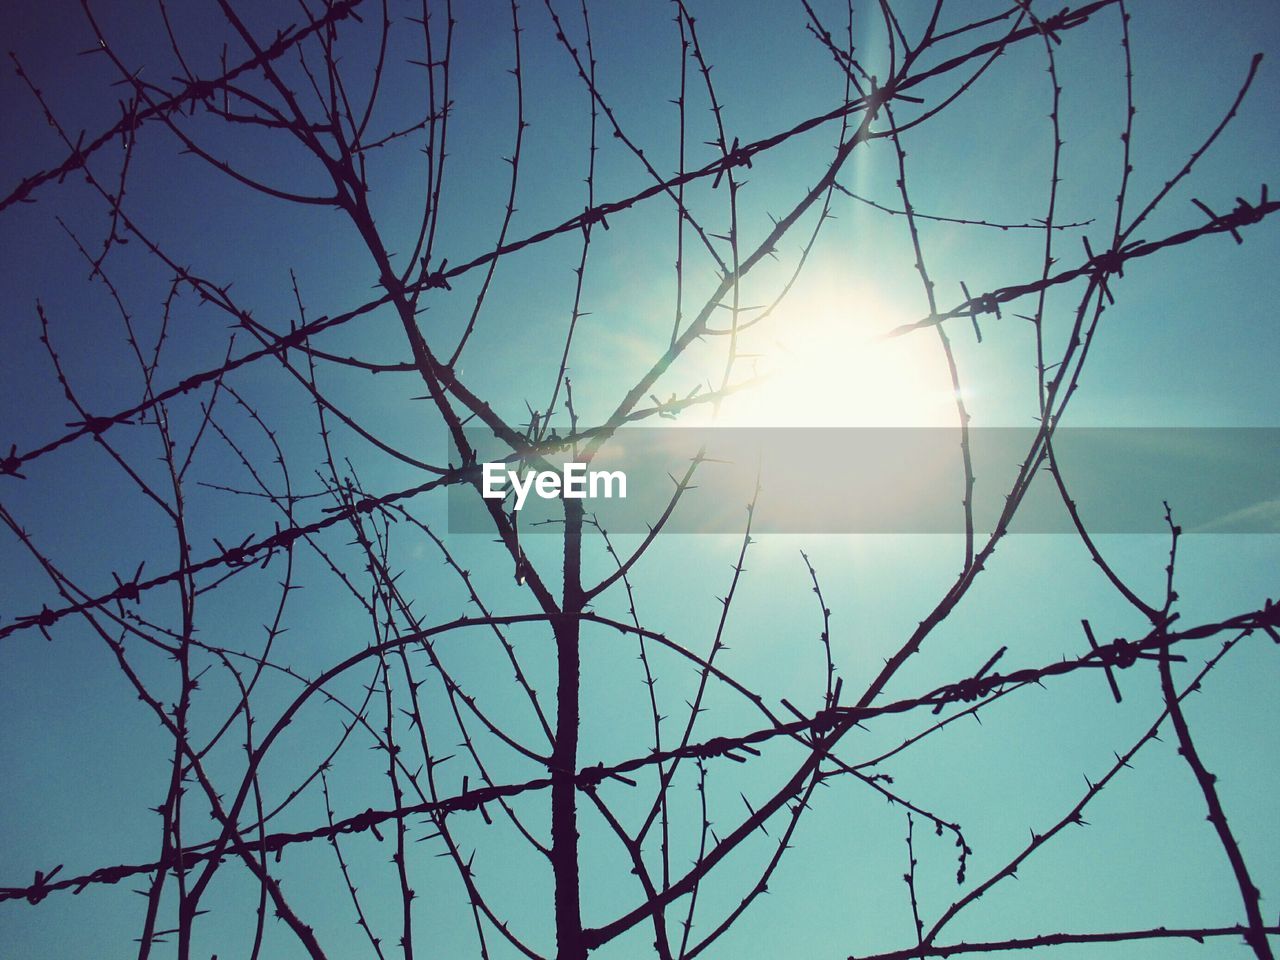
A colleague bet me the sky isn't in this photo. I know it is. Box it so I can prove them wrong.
[1,1,1279,959]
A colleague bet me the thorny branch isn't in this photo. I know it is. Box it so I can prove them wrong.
[1,3,1276,960]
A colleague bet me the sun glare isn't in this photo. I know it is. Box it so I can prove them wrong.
[714,280,963,428]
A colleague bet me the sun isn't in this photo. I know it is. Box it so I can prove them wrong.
[712,278,963,428]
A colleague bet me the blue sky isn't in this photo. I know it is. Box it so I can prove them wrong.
[1,1,1279,958]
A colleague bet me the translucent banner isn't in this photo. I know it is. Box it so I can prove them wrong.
[446,427,1280,534]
